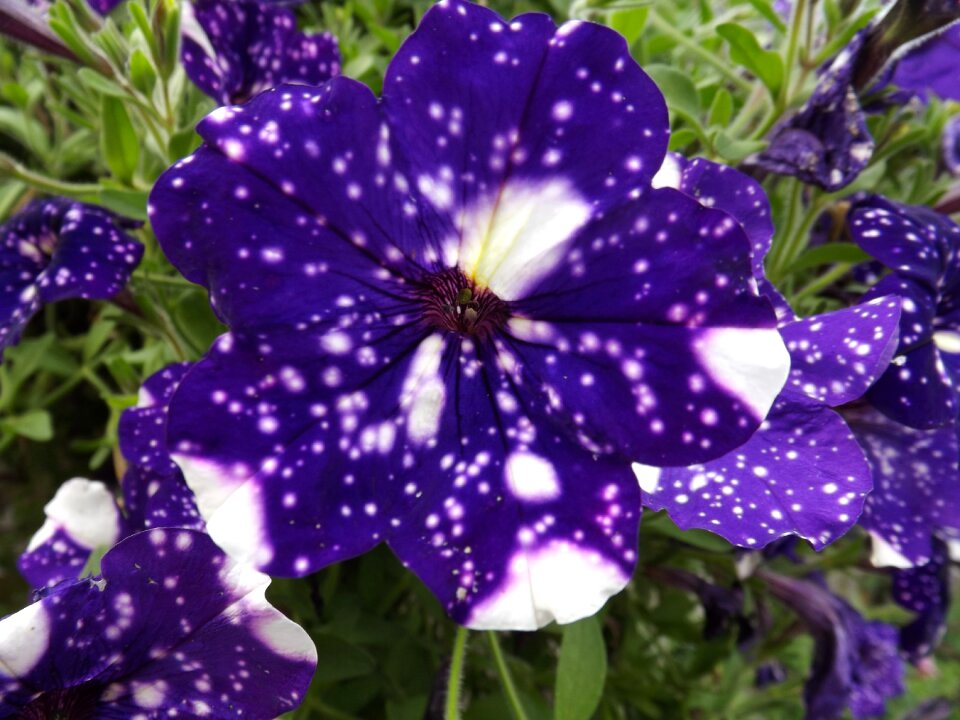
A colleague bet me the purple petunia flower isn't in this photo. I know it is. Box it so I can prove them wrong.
[892,538,951,662]
[753,31,874,192]
[19,363,202,590]
[0,529,317,718]
[0,198,142,358]
[181,0,340,105]
[842,402,960,567]
[848,195,960,429]
[890,24,960,102]
[149,0,792,629]
[762,570,905,720]
[944,116,960,176]
[641,155,900,551]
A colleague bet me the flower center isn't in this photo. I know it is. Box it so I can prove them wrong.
[20,685,100,719]
[417,268,509,339]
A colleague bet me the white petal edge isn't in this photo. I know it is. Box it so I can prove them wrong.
[26,478,121,552]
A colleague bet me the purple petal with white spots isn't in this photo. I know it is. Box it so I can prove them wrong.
[866,340,958,430]
[844,403,960,567]
[892,539,951,662]
[780,297,902,407]
[118,363,204,532]
[653,153,774,282]
[17,479,122,590]
[181,0,340,105]
[753,32,874,191]
[944,115,960,176]
[0,529,316,718]
[0,198,142,355]
[644,395,873,551]
[152,0,791,629]
[637,216,900,550]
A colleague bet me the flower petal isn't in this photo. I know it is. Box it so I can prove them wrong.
[388,342,639,630]
[17,478,122,590]
[846,404,960,567]
[383,0,667,222]
[181,0,340,105]
[892,539,950,663]
[779,296,902,407]
[1,529,316,717]
[866,340,957,430]
[644,394,872,550]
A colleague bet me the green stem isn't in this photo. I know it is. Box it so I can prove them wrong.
[791,262,854,302]
[486,632,530,720]
[778,0,807,111]
[0,153,100,197]
[767,180,805,277]
[132,270,197,288]
[648,10,753,95]
[445,627,470,720]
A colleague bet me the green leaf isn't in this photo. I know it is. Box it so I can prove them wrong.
[311,634,377,684]
[790,243,871,273]
[175,292,227,354]
[129,49,157,96]
[3,410,53,441]
[644,64,700,120]
[95,187,149,221]
[712,129,765,163]
[78,68,128,99]
[609,7,648,46]
[716,22,783,97]
[554,616,607,720]
[100,95,139,184]
[743,0,786,33]
[668,127,697,151]
[707,88,733,128]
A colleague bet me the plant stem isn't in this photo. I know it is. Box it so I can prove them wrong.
[486,632,530,720]
[778,0,807,112]
[791,262,854,301]
[444,626,469,720]
[647,10,753,95]
[0,153,100,197]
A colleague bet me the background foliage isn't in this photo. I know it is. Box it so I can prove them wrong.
[0,0,957,718]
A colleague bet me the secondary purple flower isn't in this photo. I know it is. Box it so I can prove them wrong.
[150,0,790,629]
[890,24,960,102]
[762,570,905,720]
[892,538,951,662]
[843,403,960,567]
[181,0,340,105]
[0,198,142,357]
[944,116,960,176]
[19,364,202,590]
[753,31,874,192]
[1,529,317,718]
[849,195,960,429]
[643,155,900,551]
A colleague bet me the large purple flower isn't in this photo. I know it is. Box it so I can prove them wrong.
[18,363,202,590]
[150,0,791,629]
[753,32,874,192]
[0,198,142,357]
[843,403,960,567]
[181,0,340,105]
[0,529,317,718]
[642,155,900,551]
[762,571,905,720]
[849,195,960,429]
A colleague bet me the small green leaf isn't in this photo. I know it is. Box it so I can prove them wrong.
[175,292,227,353]
[791,243,871,273]
[96,187,149,221]
[743,0,786,33]
[554,616,607,720]
[644,64,701,120]
[3,410,53,441]
[707,88,733,128]
[129,49,157,96]
[100,95,139,184]
[609,7,648,46]
[712,129,765,163]
[716,22,783,97]
[668,127,697,151]
[78,68,128,99]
